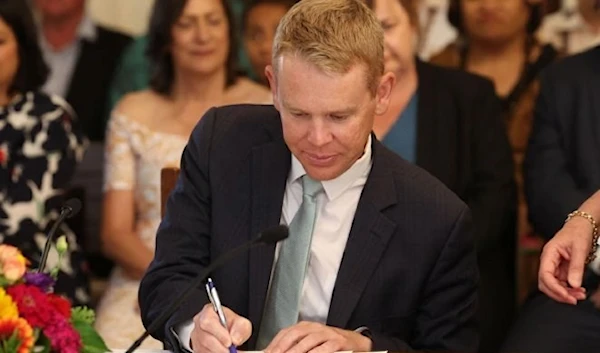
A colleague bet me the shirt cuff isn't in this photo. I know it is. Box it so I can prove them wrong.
[172,320,195,352]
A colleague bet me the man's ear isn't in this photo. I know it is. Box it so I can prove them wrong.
[265,65,280,111]
[374,72,396,115]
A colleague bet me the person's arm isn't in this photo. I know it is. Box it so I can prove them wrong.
[0,95,86,234]
[100,111,153,280]
[524,71,589,240]
[539,190,600,303]
[465,79,517,254]
[412,206,479,352]
[139,108,219,345]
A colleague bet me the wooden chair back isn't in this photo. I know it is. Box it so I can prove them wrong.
[160,167,180,218]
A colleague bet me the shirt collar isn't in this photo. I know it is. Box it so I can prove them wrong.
[289,135,373,201]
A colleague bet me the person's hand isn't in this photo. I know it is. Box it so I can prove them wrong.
[538,217,592,304]
[264,321,372,353]
[191,304,252,353]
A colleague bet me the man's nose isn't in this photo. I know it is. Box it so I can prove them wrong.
[307,121,333,147]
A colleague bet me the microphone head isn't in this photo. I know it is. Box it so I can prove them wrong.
[62,198,82,218]
[257,225,289,244]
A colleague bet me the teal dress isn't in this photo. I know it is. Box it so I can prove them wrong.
[381,93,419,163]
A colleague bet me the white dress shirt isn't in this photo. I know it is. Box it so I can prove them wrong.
[176,136,373,350]
[281,135,372,323]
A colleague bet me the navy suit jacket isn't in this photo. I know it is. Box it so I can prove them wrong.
[139,104,479,352]
[525,46,600,240]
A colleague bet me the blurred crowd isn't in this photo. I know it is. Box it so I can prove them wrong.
[0,0,599,352]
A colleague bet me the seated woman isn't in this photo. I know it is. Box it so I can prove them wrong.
[430,0,558,253]
[0,0,88,305]
[368,0,516,351]
[94,0,271,349]
[501,45,600,353]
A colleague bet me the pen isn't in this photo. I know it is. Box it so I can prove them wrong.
[205,278,238,353]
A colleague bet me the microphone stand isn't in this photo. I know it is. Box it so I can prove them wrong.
[125,238,263,353]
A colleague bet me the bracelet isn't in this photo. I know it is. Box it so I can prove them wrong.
[565,210,600,264]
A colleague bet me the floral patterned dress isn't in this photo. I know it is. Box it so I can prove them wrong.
[0,92,88,306]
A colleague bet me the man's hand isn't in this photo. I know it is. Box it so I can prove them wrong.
[191,304,252,353]
[538,217,592,304]
[264,322,372,353]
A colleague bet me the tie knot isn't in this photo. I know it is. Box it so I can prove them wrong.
[302,175,322,198]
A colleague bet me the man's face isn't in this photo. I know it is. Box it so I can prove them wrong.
[34,0,85,21]
[265,54,394,181]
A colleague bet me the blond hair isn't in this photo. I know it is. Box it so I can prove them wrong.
[272,0,384,94]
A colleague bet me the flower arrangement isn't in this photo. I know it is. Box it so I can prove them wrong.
[0,238,109,353]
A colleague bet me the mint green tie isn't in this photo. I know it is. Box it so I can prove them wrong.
[256,175,322,349]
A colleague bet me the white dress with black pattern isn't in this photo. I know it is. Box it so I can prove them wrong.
[0,91,89,305]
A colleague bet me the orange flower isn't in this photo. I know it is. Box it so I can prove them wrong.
[0,245,27,282]
[0,318,34,353]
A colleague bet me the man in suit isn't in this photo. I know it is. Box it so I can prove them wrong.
[139,1,479,352]
[33,0,131,280]
[501,46,600,353]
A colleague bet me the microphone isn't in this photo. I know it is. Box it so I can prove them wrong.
[36,198,82,274]
[125,225,289,353]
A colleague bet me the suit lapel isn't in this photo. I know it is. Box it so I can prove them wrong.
[66,39,95,107]
[247,134,290,347]
[327,140,397,328]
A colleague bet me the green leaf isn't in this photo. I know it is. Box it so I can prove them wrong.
[72,320,110,353]
[0,276,13,287]
[33,333,51,353]
[1,330,21,353]
[71,307,95,325]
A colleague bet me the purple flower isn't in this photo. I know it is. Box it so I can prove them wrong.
[23,272,55,292]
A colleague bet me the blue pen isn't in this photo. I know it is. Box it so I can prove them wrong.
[205,278,238,353]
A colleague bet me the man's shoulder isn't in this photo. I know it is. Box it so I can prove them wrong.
[94,25,133,50]
[211,103,280,128]
[542,46,600,84]
[419,60,495,98]
[192,104,282,148]
[374,142,467,215]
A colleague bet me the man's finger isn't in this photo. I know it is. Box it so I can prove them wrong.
[286,331,328,353]
[308,339,344,353]
[195,308,233,347]
[267,324,313,353]
[193,331,230,353]
[229,316,252,346]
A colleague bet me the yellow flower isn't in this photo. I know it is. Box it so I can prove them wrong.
[0,245,27,282]
[0,288,18,320]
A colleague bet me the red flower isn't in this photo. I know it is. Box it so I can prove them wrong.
[48,294,72,319]
[43,311,81,353]
[7,284,53,328]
